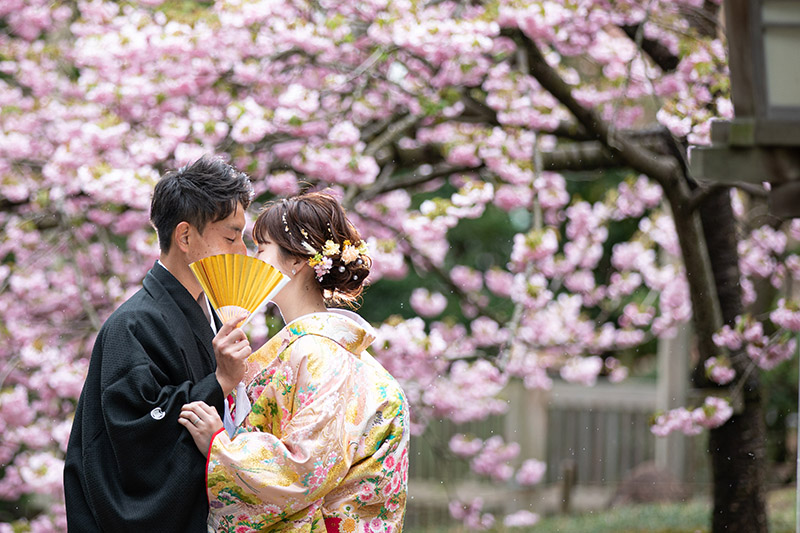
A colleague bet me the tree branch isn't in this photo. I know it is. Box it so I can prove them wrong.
[620,24,680,72]
[364,113,421,158]
[542,142,620,170]
[456,90,594,140]
[360,113,404,143]
[512,29,724,363]
[355,163,483,204]
[511,28,680,187]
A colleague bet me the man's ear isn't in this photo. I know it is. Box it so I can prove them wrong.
[173,221,192,254]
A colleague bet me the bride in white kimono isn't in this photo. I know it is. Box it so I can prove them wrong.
[179,192,409,533]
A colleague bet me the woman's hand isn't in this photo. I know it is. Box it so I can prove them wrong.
[178,401,224,457]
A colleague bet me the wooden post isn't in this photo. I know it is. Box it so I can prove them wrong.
[504,379,549,514]
[560,458,576,514]
[723,0,758,116]
[505,380,549,460]
[655,323,690,482]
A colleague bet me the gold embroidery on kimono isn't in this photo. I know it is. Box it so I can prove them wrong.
[206,310,409,533]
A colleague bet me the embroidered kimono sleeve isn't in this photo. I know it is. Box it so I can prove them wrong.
[323,367,411,529]
[207,335,355,528]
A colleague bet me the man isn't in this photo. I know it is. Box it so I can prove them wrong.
[64,157,255,531]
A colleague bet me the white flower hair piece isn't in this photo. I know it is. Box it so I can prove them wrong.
[304,238,369,281]
[301,241,317,255]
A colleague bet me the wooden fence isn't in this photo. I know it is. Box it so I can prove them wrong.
[544,380,658,485]
[404,378,704,529]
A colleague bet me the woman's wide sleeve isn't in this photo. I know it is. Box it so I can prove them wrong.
[206,335,354,526]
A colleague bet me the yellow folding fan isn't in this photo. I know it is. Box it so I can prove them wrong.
[189,253,290,328]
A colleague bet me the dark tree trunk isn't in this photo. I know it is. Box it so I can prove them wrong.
[708,410,768,533]
[699,189,768,533]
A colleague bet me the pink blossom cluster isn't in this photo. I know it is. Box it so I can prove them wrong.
[516,458,547,486]
[448,434,546,486]
[469,436,520,482]
[559,355,603,386]
[293,144,380,186]
[450,265,484,293]
[449,434,484,458]
[654,39,731,144]
[414,124,573,218]
[448,498,495,531]
[485,63,568,130]
[604,357,629,383]
[503,509,541,527]
[771,299,800,332]
[409,288,448,318]
[423,360,508,424]
[704,356,736,385]
[712,315,796,371]
[510,228,559,271]
[470,317,508,347]
[402,211,456,267]
[651,396,734,437]
[613,176,663,220]
[738,225,788,291]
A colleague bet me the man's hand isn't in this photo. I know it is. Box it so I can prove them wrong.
[213,315,251,396]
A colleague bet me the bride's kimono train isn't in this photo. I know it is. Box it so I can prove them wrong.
[206,310,409,532]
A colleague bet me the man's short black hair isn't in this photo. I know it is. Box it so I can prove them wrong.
[150,156,254,252]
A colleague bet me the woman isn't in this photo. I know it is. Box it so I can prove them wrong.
[179,192,409,532]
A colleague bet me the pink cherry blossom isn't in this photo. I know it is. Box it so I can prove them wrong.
[515,459,546,486]
[704,356,736,385]
[651,407,703,437]
[449,498,495,531]
[328,121,361,147]
[450,265,483,293]
[559,356,603,386]
[503,510,540,527]
[409,288,448,318]
[484,269,514,297]
[712,323,743,351]
[449,434,484,458]
[770,299,800,332]
[694,397,734,429]
[510,228,559,270]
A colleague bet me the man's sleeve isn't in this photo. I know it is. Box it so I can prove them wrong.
[82,313,223,531]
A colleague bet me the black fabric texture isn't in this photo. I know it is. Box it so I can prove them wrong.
[64,262,224,532]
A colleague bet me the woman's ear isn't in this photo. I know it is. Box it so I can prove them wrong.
[174,221,191,254]
[291,256,308,275]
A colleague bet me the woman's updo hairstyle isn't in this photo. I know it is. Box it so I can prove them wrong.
[253,192,371,306]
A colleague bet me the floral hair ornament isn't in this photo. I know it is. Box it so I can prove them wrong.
[303,241,331,280]
[302,238,369,281]
[342,239,369,263]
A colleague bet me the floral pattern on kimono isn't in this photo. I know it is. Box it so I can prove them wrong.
[207,310,409,532]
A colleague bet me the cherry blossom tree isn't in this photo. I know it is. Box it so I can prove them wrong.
[0,1,796,531]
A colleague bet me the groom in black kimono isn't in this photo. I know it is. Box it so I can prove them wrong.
[64,157,255,532]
